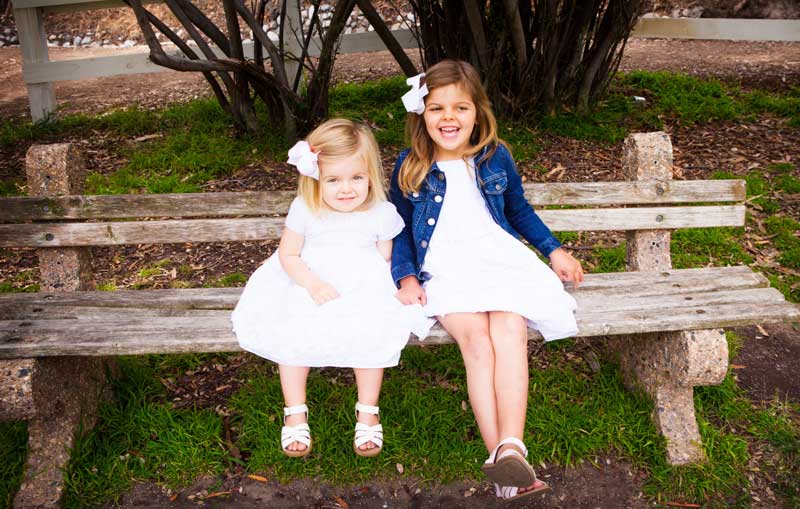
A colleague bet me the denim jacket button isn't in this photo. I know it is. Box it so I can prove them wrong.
[437,173,445,181]
[412,192,419,198]
[427,218,435,226]
[420,240,428,248]
[434,195,443,203]
[495,184,501,190]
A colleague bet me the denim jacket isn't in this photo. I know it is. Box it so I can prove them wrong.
[389,143,562,286]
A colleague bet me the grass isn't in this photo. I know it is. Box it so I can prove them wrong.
[2,71,800,507]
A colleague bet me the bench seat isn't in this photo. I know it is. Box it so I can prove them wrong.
[2,266,796,357]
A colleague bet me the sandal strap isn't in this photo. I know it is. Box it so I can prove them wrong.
[354,422,383,448]
[354,402,379,417]
[284,404,308,417]
[486,436,529,463]
[495,484,519,500]
[281,422,311,449]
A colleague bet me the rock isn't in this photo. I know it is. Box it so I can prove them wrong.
[49,34,57,41]
[81,36,92,45]
[10,35,17,44]
[406,12,416,22]
[367,25,374,32]
[121,39,136,48]
[176,28,185,38]
[319,3,332,12]
[62,42,71,48]
[685,6,704,18]
[345,27,352,34]
[73,35,82,46]
[3,28,11,35]
[391,23,401,30]
[267,30,278,41]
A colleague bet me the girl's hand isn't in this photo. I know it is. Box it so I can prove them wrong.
[396,276,427,306]
[307,280,340,305]
[549,248,584,289]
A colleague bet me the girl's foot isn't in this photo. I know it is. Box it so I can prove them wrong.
[482,437,537,487]
[495,479,550,501]
[281,404,312,457]
[353,402,383,457]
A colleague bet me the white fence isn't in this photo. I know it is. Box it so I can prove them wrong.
[11,0,800,121]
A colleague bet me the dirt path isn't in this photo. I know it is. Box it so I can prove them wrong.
[2,39,799,120]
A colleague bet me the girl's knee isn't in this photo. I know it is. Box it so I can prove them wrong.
[457,331,494,362]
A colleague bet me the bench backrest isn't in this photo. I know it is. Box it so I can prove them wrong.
[0,181,745,248]
[0,131,745,249]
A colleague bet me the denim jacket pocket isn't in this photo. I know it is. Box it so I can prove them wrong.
[482,175,508,195]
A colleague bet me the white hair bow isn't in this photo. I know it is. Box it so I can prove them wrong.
[402,73,428,115]
[287,140,319,180]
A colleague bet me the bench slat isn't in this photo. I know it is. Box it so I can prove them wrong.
[0,205,745,247]
[1,292,796,356]
[537,205,745,232]
[0,266,769,311]
[1,287,783,321]
[0,181,745,222]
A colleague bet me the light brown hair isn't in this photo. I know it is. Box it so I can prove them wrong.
[398,59,503,194]
[297,118,386,214]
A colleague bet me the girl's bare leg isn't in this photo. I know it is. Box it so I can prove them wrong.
[487,311,546,492]
[279,364,310,452]
[354,367,384,451]
[487,311,528,446]
[437,312,498,454]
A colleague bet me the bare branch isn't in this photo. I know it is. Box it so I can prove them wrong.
[355,0,417,76]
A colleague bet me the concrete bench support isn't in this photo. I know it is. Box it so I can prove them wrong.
[5,145,109,509]
[610,132,728,464]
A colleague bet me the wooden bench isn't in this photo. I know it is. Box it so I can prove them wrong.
[1,133,798,507]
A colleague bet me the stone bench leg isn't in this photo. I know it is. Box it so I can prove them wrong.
[0,144,111,508]
[612,329,728,464]
[611,132,729,465]
[3,357,108,508]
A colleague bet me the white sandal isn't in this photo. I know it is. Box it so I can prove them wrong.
[353,402,383,457]
[481,437,538,487]
[281,404,311,458]
[494,481,550,501]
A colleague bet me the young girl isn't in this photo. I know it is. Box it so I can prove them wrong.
[232,118,427,458]
[391,61,583,501]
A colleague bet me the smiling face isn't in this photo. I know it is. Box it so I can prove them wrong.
[423,83,478,161]
[318,152,371,213]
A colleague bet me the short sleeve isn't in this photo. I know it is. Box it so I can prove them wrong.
[376,201,405,241]
[284,197,309,234]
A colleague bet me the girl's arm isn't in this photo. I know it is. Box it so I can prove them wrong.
[377,239,392,262]
[278,228,339,304]
[388,152,421,286]
[498,147,584,287]
[389,154,427,305]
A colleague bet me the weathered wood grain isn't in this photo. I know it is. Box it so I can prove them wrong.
[0,217,284,247]
[537,205,745,232]
[0,266,770,316]
[0,181,744,222]
[1,284,796,357]
[0,206,745,247]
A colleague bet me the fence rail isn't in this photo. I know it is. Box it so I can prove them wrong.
[11,0,800,121]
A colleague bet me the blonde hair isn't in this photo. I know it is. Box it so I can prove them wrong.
[296,118,386,214]
[399,59,504,195]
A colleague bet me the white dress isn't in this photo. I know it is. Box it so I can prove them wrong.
[422,159,578,341]
[231,198,429,368]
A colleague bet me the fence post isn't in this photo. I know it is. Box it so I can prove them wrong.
[609,132,729,465]
[283,0,302,89]
[10,144,109,508]
[15,6,58,121]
